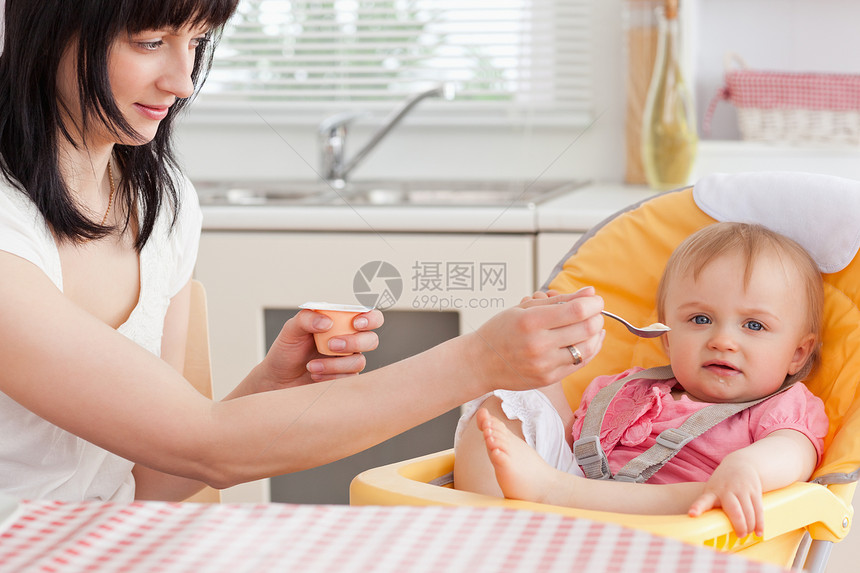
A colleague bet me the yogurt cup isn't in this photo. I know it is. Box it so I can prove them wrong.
[299,302,373,356]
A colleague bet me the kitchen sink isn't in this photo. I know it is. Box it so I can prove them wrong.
[194,179,588,208]
[195,185,325,206]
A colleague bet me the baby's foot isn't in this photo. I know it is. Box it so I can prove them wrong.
[475,407,560,504]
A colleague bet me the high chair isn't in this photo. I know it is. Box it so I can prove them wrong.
[350,172,860,572]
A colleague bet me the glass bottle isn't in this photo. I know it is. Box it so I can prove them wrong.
[641,0,698,190]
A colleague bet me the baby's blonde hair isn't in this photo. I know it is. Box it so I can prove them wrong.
[656,222,824,374]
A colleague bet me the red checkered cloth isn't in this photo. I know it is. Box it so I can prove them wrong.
[0,500,790,573]
[704,67,860,134]
[724,69,860,111]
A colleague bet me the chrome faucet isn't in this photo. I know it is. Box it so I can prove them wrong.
[318,83,455,188]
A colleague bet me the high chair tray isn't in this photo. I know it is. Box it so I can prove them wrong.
[350,449,854,566]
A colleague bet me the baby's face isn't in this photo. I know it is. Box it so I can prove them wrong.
[661,249,815,403]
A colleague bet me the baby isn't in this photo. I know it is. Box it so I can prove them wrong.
[454,222,828,538]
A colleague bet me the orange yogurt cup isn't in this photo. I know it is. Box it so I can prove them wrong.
[299,302,373,356]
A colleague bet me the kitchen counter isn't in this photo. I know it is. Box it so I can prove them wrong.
[199,182,657,234]
[200,203,537,233]
[536,183,655,232]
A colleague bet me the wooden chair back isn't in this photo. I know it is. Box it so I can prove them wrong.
[182,280,221,504]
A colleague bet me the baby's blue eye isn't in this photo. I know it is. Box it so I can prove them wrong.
[744,320,764,331]
[692,315,710,325]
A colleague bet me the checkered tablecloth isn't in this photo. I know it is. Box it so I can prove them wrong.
[0,500,789,572]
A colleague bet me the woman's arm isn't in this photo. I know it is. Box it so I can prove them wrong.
[133,280,207,500]
[134,280,386,500]
[0,252,604,495]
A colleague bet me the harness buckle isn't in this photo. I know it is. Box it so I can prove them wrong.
[573,435,604,465]
[656,428,695,450]
[573,435,612,479]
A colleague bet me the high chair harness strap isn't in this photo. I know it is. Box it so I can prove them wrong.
[572,365,800,483]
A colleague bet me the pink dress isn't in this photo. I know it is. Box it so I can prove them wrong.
[571,367,829,484]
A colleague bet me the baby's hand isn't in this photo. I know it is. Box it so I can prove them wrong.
[688,452,764,538]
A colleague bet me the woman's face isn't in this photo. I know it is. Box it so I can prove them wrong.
[56,24,209,148]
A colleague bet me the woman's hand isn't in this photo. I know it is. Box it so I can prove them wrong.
[467,286,605,393]
[255,308,384,391]
[519,289,560,305]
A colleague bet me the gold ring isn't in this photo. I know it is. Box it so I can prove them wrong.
[567,345,583,366]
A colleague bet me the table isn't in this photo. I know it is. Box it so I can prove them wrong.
[0,500,789,572]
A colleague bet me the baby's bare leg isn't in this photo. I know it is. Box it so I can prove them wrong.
[477,407,710,514]
[476,407,579,505]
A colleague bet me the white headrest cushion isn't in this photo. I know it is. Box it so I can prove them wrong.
[693,171,860,273]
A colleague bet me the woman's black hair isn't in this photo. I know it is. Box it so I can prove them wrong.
[0,0,238,247]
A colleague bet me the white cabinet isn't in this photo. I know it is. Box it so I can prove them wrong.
[195,230,534,503]
[535,232,583,289]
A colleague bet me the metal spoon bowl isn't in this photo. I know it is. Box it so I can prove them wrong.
[602,310,670,338]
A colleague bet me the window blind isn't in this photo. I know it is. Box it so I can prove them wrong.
[196,0,593,125]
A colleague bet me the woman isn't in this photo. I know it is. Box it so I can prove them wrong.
[0,0,604,502]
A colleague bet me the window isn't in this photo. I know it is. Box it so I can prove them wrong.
[195,0,593,126]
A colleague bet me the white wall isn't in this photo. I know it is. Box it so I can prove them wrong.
[174,0,628,184]
[692,0,860,141]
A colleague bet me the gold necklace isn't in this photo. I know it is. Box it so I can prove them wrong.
[101,161,116,226]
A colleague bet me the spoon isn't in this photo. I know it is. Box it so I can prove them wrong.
[601,310,670,338]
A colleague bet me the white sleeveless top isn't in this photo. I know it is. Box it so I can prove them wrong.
[0,174,202,501]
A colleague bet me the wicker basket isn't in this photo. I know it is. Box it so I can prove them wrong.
[705,54,860,145]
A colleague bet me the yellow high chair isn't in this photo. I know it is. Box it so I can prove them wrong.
[350,172,860,572]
